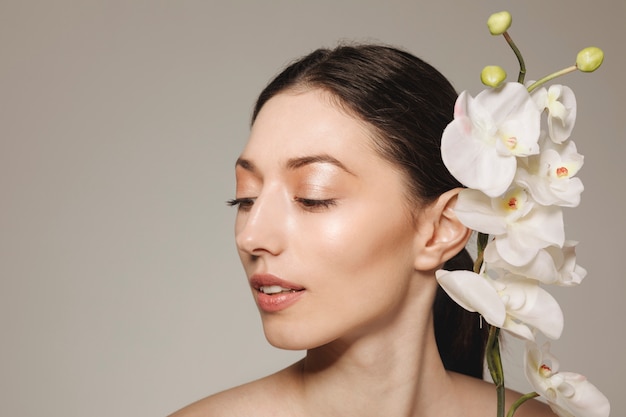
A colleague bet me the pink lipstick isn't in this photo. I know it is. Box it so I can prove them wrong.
[249,274,305,312]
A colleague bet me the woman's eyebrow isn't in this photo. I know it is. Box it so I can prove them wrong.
[235,154,355,176]
[285,154,355,175]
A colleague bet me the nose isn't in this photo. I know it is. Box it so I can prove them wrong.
[235,190,286,258]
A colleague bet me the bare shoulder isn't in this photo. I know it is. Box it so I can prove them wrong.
[450,372,557,417]
[167,363,302,417]
[166,382,261,417]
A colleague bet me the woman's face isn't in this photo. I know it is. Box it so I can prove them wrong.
[233,89,427,350]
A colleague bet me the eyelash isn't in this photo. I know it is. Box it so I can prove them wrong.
[226,197,336,211]
[226,198,255,209]
[293,197,337,210]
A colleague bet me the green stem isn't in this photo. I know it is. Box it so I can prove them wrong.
[486,326,505,417]
[473,251,484,274]
[473,232,489,274]
[526,65,578,93]
[506,392,540,417]
[503,31,526,84]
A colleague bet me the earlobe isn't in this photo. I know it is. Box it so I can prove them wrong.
[413,189,472,272]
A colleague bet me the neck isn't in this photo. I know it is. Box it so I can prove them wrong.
[292,280,460,417]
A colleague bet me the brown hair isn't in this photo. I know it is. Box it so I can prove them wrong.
[252,44,488,378]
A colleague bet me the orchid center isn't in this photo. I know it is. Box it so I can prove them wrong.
[556,166,569,178]
[502,134,518,150]
[539,363,553,378]
[499,188,527,214]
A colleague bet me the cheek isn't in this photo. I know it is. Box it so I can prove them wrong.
[302,206,416,279]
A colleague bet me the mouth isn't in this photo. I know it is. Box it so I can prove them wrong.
[258,285,303,295]
[250,274,305,293]
[249,274,305,312]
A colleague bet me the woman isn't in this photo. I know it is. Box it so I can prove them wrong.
[170,45,555,417]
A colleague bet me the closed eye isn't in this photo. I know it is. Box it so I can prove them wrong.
[227,197,337,212]
[226,197,256,211]
[294,197,337,211]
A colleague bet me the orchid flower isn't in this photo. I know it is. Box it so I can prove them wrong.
[441,82,541,197]
[435,269,563,340]
[439,11,608,417]
[532,84,577,144]
[484,240,587,286]
[515,137,584,207]
[525,342,610,417]
[454,187,565,266]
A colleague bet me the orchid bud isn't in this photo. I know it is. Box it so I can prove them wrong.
[576,47,604,72]
[487,11,512,35]
[481,65,507,87]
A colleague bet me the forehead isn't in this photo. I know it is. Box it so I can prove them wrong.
[242,89,377,166]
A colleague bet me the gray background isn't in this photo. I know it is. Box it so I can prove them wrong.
[1,1,624,416]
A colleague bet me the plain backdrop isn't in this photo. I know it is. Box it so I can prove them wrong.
[1,1,624,416]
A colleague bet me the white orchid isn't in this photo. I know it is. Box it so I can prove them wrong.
[441,82,542,197]
[435,268,563,340]
[515,137,584,207]
[454,187,565,266]
[483,240,586,286]
[532,85,577,144]
[525,342,610,417]
[438,12,607,417]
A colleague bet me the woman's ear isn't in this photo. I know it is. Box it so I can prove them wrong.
[412,188,472,272]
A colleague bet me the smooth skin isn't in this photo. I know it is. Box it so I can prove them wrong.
[169,89,556,417]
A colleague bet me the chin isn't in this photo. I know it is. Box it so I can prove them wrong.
[263,329,317,351]
[261,320,331,351]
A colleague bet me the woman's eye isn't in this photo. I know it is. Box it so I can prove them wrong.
[226,197,256,210]
[294,197,337,211]
[227,197,336,212]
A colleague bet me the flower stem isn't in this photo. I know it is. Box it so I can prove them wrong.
[502,31,526,84]
[473,232,489,273]
[486,326,505,417]
[506,392,540,417]
[476,234,505,416]
[526,65,578,93]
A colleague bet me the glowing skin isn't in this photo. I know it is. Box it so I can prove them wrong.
[170,88,556,417]
[233,89,429,350]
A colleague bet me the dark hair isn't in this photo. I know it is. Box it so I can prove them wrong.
[252,44,488,378]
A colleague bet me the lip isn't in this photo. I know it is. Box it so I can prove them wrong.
[249,273,305,313]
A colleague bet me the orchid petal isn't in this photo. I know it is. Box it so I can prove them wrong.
[454,189,507,235]
[532,85,577,144]
[551,372,611,417]
[525,343,610,417]
[499,276,564,340]
[501,316,535,340]
[547,85,577,144]
[442,117,516,197]
[484,241,586,285]
[476,82,540,127]
[435,270,506,327]
[442,83,541,197]
[515,139,585,207]
[494,203,565,266]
